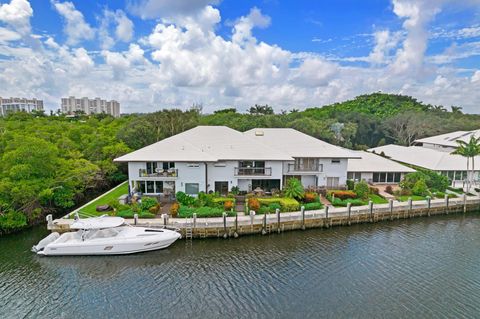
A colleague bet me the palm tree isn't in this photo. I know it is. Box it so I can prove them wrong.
[452,136,480,191]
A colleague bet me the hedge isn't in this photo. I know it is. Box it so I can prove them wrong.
[304,202,323,211]
[257,197,300,212]
[177,206,236,218]
[116,209,156,219]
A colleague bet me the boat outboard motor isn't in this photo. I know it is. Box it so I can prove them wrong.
[31,232,60,252]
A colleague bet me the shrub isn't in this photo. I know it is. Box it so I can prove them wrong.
[170,202,180,217]
[401,171,449,192]
[331,198,365,207]
[148,204,160,214]
[116,210,156,219]
[177,206,231,218]
[304,202,323,210]
[346,179,355,190]
[435,191,445,198]
[284,178,305,199]
[385,185,394,194]
[400,188,412,196]
[224,200,234,211]
[354,180,370,199]
[140,197,158,211]
[0,210,27,231]
[197,192,215,207]
[230,186,240,195]
[257,198,300,212]
[257,206,270,215]
[248,197,260,211]
[303,192,318,203]
[369,187,379,195]
[175,191,196,206]
[412,179,429,196]
[268,203,281,213]
[212,197,236,208]
[329,190,356,200]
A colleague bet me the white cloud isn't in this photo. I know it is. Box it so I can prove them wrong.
[368,30,401,65]
[472,70,480,82]
[128,0,219,20]
[0,26,21,42]
[99,9,134,49]
[232,7,271,45]
[51,1,95,45]
[0,0,32,36]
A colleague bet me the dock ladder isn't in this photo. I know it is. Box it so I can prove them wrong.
[185,218,193,240]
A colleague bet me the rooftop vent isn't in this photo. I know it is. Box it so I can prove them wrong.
[255,130,264,136]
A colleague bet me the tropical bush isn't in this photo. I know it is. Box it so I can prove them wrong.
[224,200,234,211]
[267,203,282,213]
[283,178,305,199]
[257,198,300,212]
[354,180,370,199]
[0,211,27,232]
[175,191,196,206]
[139,197,158,211]
[329,190,356,200]
[304,202,323,210]
[346,179,355,190]
[177,206,234,218]
[400,171,449,193]
[248,198,260,211]
[230,186,240,195]
[303,192,318,203]
[331,198,365,207]
[196,192,215,207]
[170,202,180,217]
[116,209,155,218]
[369,187,379,195]
[212,197,236,208]
[412,179,429,196]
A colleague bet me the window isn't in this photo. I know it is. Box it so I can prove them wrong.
[146,181,155,193]
[146,162,157,174]
[347,172,361,181]
[155,181,164,193]
[185,183,199,195]
[137,181,146,193]
[239,161,265,168]
[387,173,394,183]
[394,173,401,183]
[331,159,341,164]
[187,163,200,168]
[162,162,175,170]
[294,158,319,171]
[214,162,227,167]
[373,173,380,183]
[379,173,386,183]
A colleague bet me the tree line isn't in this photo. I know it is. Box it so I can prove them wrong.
[0,93,478,233]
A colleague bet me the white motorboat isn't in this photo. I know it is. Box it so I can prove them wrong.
[32,216,181,256]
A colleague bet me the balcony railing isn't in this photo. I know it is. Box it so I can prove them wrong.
[234,167,272,176]
[287,163,321,172]
[139,168,178,178]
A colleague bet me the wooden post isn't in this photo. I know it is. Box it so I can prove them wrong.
[161,213,167,227]
[325,206,329,228]
[234,213,238,238]
[301,206,305,230]
[223,212,228,238]
[407,197,412,218]
[369,201,374,222]
[389,199,394,221]
[445,194,449,214]
[276,208,281,233]
[426,196,431,216]
[463,194,467,213]
[134,213,138,225]
[262,212,267,235]
[346,202,351,225]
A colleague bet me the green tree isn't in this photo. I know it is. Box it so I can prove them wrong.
[451,135,480,191]
[354,180,369,199]
[283,178,305,199]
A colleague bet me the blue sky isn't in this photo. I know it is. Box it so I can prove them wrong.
[0,0,479,113]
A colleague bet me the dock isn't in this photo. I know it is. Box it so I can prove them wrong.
[47,195,480,239]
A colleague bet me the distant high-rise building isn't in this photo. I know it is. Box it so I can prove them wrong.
[0,97,44,116]
[61,96,120,117]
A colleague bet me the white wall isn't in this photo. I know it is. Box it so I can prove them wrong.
[175,162,207,194]
[317,158,348,187]
[206,161,238,192]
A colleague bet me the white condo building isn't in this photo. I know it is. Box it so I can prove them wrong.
[413,129,480,152]
[114,126,412,197]
[0,97,44,116]
[61,96,120,117]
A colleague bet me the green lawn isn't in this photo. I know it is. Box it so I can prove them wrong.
[77,181,129,217]
[396,195,427,202]
[369,194,389,204]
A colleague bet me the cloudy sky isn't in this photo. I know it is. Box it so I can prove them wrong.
[0,0,479,113]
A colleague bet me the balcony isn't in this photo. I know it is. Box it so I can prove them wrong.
[287,163,321,173]
[235,167,272,176]
[139,168,178,178]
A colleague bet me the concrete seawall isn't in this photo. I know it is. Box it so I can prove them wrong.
[48,196,480,239]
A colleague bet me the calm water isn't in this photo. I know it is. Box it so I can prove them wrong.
[1,214,480,319]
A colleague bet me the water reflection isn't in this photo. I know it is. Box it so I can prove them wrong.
[1,214,480,318]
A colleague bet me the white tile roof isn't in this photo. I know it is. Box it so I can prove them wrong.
[414,129,480,148]
[243,128,360,159]
[114,126,293,162]
[347,151,416,173]
[369,144,480,171]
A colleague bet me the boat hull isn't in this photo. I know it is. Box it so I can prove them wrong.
[38,227,181,256]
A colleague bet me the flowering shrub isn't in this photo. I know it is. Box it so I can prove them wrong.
[170,202,180,217]
[385,185,394,194]
[224,200,234,211]
[303,192,318,203]
[329,190,357,200]
[248,198,260,211]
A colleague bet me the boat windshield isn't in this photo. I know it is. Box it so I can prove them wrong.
[85,228,120,240]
